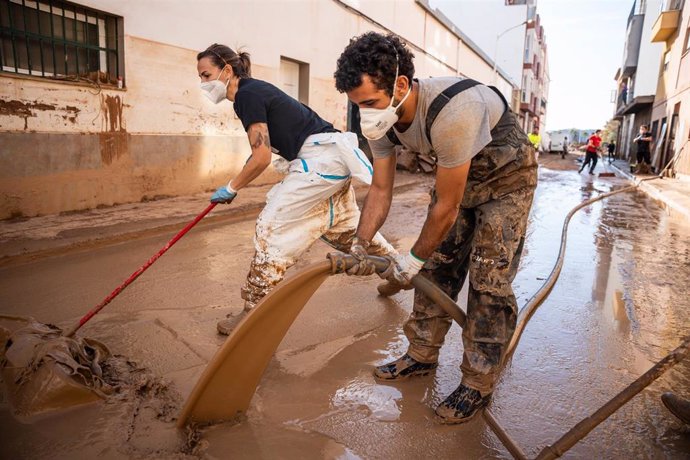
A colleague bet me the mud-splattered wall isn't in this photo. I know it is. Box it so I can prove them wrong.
[0,37,282,219]
[0,0,516,219]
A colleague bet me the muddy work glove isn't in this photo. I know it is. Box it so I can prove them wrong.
[379,251,426,289]
[346,237,377,276]
[210,184,237,204]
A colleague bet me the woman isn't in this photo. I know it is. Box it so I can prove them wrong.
[196,44,395,335]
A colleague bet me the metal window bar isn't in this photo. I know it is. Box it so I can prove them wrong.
[0,0,122,84]
[34,0,43,76]
[5,0,19,72]
[55,1,64,75]
[83,5,87,78]
[71,3,77,75]
[48,0,56,77]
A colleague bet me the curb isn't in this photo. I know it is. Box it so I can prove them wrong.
[0,178,428,267]
[609,162,690,223]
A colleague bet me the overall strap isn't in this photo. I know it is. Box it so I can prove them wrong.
[386,78,509,146]
[425,78,481,144]
[386,128,401,146]
[487,85,509,112]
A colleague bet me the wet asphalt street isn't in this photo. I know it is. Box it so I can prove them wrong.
[1,153,689,459]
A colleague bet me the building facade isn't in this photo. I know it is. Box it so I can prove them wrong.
[519,8,549,134]
[0,0,516,219]
[613,0,664,164]
[649,0,690,176]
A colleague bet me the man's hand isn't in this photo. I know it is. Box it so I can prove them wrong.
[378,252,426,288]
[210,185,237,204]
[346,237,377,276]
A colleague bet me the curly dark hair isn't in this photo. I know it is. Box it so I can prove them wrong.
[334,32,415,96]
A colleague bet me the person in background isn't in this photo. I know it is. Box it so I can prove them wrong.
[633,125,653,173]
[607,141,616,164]
[528,126,541,151]
[578,129,602,175]
[562,136,568,159]
[196,43,395,335]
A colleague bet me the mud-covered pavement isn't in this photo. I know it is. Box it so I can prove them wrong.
[1,154,689,459]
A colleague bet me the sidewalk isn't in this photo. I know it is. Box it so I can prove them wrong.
[609,158,690,222]
[0,172,429,266]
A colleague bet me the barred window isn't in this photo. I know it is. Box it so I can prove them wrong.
[0,0,124,86]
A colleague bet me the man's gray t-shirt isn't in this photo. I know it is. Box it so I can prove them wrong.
[369,77,506,168]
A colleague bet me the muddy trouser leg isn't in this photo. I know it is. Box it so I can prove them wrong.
[579,155,590,172]
[460,186,534,395]
[404,205,476,365]
[320,184,396,257]
[240,175,348,307]
[589,154,598,173]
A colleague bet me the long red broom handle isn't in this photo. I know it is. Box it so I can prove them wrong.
[64,202,217,338]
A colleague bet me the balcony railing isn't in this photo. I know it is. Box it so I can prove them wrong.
[660,0,682,11]
[651,0,682,42]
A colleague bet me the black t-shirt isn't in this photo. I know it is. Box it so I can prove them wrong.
[233,78,336,161]
[635,134,652,153]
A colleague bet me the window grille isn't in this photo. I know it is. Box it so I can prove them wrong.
[0,0,123,86]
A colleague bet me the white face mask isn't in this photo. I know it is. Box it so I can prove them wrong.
[359,66,412,141]
[200,68,229,104]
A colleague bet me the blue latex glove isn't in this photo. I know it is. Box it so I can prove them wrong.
[210,186,237,204]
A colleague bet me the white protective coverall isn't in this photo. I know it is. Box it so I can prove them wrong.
[240,131,396,308]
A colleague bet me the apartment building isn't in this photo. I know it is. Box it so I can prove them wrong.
[519,9,549,134]
[649,0,690,176]
[0,0,516,219]
[613,0,664,163]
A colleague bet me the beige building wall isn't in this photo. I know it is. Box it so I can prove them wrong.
[650,1,690,176]
[0,0,515,219]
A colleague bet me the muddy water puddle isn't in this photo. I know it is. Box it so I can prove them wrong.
[2,163,690,458]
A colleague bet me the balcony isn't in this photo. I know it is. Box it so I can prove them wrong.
[616,95,654,117]
[651,1,681,42]
[520,102,538,117]
[621,14,644,78]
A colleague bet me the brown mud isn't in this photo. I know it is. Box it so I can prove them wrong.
[1,158,689,458]
[1,318,112,418]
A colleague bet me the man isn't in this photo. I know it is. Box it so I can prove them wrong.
[578,129,602,175]
[607,141,616,164]
[633,125,653,173]
[562,136,569,159]
[528,126,541,151]
[334,32,537,423]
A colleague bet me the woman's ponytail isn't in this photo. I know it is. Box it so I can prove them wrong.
[197,44,251,78]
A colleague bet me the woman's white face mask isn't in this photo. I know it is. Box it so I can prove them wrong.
[200,67,229,104]
[358,66,411,141]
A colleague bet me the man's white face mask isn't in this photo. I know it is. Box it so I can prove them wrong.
[200,67,229,104]
[358,64,411,141]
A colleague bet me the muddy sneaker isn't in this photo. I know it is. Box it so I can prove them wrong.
[661,392,690,424]
[373,353,437,380]
[216,311,247,336]
[435,384,491,424]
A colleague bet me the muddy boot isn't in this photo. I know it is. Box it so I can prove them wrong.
[661,392,690,424]
[435,384,491,424]
[373,353,437,380]
[217,301,255,336]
